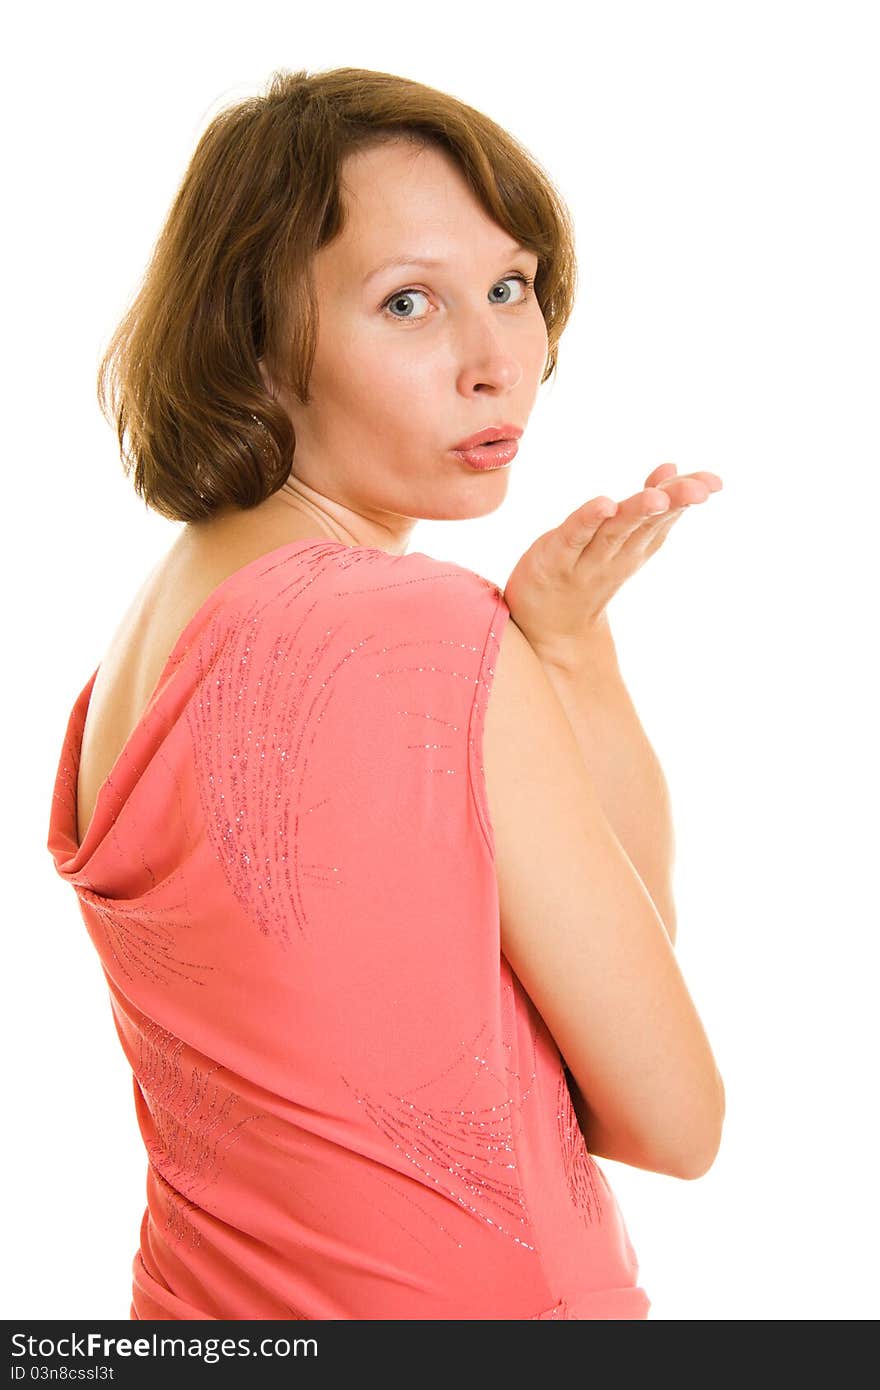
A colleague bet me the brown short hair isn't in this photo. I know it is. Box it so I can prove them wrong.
[97,66,579,523]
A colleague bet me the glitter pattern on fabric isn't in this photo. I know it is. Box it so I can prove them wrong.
[557,1067,605,1226]
[133,1018,265,1247]
[76,887,215,989]
[341,1017,538,1252]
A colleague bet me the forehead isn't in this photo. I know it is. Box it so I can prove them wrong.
[328,139,514,269]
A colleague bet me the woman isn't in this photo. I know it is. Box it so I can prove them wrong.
[47,65,724,1320]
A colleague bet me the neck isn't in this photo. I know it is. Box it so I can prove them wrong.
[269,473,415,556]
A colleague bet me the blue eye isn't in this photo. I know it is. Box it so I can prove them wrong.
[488,274,534,305]
[381,273,535,322]
[382,288,431,321]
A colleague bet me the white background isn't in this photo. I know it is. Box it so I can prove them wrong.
[4,0,878,1320]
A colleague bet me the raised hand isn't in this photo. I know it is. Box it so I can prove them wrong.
[502,462,723,671]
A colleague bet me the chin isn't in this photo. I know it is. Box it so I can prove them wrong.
[437,490,510,523]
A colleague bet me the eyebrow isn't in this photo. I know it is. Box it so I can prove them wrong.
[362,243,533,287]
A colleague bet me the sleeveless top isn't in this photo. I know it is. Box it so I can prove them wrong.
[46,539,650,1320]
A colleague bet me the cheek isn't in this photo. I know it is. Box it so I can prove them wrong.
[321,321,434,390]
[313,337,441,436]
[356,335,448,409]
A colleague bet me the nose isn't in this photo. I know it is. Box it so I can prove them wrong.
[454,312,524,396]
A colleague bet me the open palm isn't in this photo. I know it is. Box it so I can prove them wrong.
[503,462,723,671]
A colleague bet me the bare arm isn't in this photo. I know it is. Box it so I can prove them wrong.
[483,617,725,1179]
[538,613,677,944]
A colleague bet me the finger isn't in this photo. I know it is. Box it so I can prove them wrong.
[670,472,722,494]
[554,496,620,561]
[560,470,715,568]
[644,461,678,489]
[597,478,712,562]
[646,465,723,495]
[641,478,719,542]
[638,482,718,552]
[655,477,713,507]
[657,469,722,496]
[683,470,723,492]
[591,488,671,558]
[604,476,713,545]
[607,500,690,571]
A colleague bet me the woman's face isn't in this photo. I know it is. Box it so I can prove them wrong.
[266,138,549,539]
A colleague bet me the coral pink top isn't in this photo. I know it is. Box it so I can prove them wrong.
[47,539,650,1320]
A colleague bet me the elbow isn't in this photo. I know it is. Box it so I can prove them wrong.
[572,1065,726,1182]
[673,1135,722,1180]
[670,1070,726,1180]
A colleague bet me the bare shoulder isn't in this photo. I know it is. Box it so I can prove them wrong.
[483,617,580,765]
[482,616,608,900]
